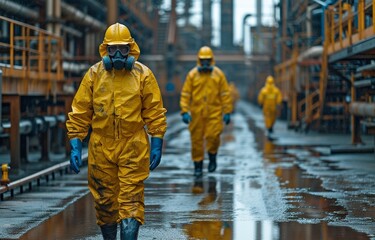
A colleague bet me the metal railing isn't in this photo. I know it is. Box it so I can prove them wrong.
[325,0,375,55]
[0,15,64,97]
[0,153,88,200]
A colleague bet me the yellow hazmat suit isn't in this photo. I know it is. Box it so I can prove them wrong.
[180,46,232,162]
[66,23,167,226]
[257,75,282,131]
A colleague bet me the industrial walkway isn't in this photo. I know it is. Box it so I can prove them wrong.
[1,101,374,240]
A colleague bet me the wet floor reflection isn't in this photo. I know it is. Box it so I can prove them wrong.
[19,111,374,239]
[245,114,373,239]
[20,193,99,240]
[183,176,233,240]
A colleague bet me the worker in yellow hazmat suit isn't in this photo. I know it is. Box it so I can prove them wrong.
[180,46,232,177]
[257,75,282,135]
[66,23,167,240]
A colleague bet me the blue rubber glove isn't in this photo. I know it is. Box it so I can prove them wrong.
[150,137,163,171]
[70,138,82,174]
[223,113,231,125]
[182,112,192,124]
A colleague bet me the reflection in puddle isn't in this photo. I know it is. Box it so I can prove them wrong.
[20,193,99,240]
[183,176,233,239]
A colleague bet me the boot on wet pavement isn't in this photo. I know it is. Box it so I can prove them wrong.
[120,218,140,240]
[208,153,217,172]
[194,161,203,177]
[100,223,117,240]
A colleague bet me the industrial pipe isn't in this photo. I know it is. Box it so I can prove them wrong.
[0,0,103,32]
[353,79,375,88]
[297,46,323,63]
[0,70,2,134]
[0,0,38,20]
[349,102,375,117]
[61,1,106,31]
[1,114,66,136]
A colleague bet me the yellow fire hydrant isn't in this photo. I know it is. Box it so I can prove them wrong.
[1,164,10,185]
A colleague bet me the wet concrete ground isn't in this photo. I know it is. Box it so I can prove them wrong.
[2,101,375,240]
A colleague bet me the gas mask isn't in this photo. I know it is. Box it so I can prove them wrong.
[102,44,135,71]
[197,58,213,72]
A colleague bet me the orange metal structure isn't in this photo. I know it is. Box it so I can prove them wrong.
[323,0,375,142]
[0,15,68,168]
[0,16,64,97]
[275,0,375,139]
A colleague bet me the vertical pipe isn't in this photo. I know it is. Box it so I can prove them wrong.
[184,0,192,26]
[351,72,362,144]
[255,0,262,52]
[0,70,2,133]
[202,0,212,45]
[54,0,61,36]
[282,0,287,61]
[46,0,53,33]
[5,95,21,168]
[221,0,233,48]
[256,0,262,26]
[106,0,118,26]
[10,23,14,69]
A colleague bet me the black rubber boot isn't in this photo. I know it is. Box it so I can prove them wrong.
[208,153,217,172]
[120,218,140,240]
[194,161,203,177]
[100,223,118,240]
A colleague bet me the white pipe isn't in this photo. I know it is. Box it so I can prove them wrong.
[306,4,318,39]
[297,46,323,63]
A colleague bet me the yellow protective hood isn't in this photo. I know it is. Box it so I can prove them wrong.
[196,46,215,66]
[266,75,274,85]
[99,23,140,60]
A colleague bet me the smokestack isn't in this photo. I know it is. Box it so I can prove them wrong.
[202,0,212,45]
[221,0,233,49]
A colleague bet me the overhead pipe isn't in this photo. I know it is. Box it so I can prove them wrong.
[349,102,375,117]
[61,1,106,31]
[85,0,107,14]
[0,0,106,33]
[0,0,38,20]
[353,79,375,88]
[297,46,323,63]
[61,25,83,37]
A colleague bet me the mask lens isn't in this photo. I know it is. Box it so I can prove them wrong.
[107,45,130,56]
[118,45,130,55]
[200,59,211,66]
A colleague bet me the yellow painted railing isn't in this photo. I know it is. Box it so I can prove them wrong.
[0,16,63,97]
[325,0,374,55]
[275,0,375,130]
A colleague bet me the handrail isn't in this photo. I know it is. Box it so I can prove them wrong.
[325,0,375,54]
[0,153,88,196]
[0,15,64,96]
